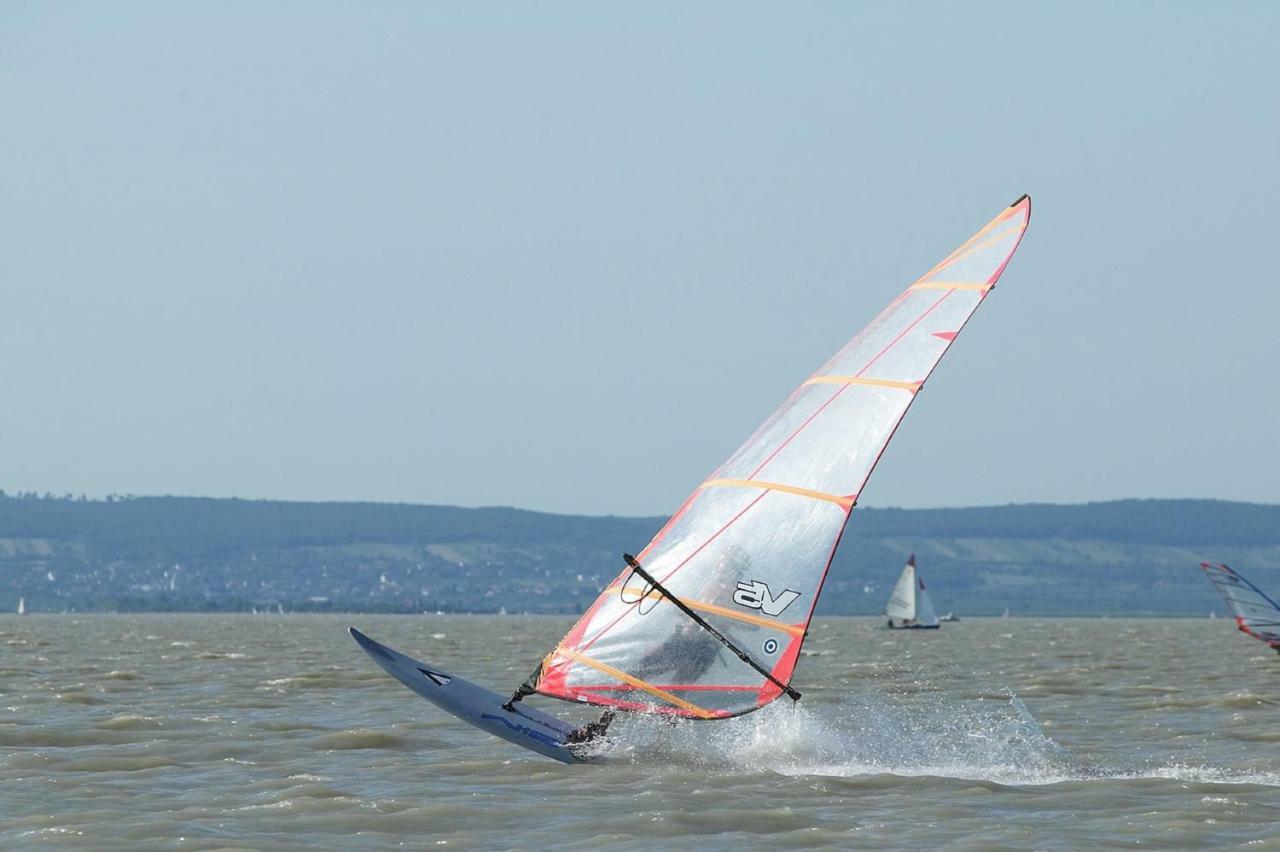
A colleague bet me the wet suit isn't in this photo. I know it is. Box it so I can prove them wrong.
[630,622,723,684]
[564,709,616,747]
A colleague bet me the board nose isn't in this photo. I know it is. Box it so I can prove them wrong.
[349,626,400,664]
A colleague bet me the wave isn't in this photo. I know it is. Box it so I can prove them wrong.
[97,714,164,731]
[306,729,415,751]
[103,670,140,681]
[593,695,1280,789]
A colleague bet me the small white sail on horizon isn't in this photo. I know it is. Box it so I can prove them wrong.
[17,597,26,615]
[885,555,940,630]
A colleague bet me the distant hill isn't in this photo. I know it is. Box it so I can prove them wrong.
[1,493,1278,616]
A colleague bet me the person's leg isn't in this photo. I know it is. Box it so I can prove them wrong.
[565,709,616,744]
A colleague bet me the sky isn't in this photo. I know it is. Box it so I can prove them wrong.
[2,2,1278,517]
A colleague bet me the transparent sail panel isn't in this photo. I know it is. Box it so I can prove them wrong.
[536,196,1031,718]
[1202,563,1280,644]
[815,289,984,384]
[538,488,843,717]
[715,383,912,498]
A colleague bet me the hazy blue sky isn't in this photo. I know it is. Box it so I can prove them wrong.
[3,2,1277,516]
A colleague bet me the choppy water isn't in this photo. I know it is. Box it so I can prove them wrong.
[2,615,1278,849]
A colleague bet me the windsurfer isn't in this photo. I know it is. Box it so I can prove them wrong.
[565,708,616,748]
[631,619,723,684]
[563,622,724,749]
[564,619,724,748]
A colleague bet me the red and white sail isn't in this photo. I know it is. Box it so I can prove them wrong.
[533,196,1032,718]
[1201,562,1280,647]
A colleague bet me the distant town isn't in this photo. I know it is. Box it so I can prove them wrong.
[2,492,1278,617]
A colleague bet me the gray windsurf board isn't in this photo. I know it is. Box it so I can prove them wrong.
[349,627,601,764]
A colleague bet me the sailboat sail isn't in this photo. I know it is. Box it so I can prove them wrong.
[1201,562,1280,646]
[532,196,1032,718]
[914,576,940,628]
[885,556,918,622]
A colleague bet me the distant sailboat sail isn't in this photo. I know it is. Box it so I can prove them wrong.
[886,555,940,630]
[1201,562,1280,650]
[921,578,942,624]
[522,196,1031,719]
[16,597,25,616]
[915,575,940,628]
[885,556,919,624]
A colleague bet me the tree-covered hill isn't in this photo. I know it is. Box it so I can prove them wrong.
[1,493,1277,615]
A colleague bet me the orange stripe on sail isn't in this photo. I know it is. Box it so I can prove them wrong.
[909,281,993,292]
[803,376,921,392]
[914,213,1026,285]
[622,587,807,636]
[554,647,716,718]
[700,478,855,509]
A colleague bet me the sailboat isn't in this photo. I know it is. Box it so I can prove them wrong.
[351,194,1032,762]
[1201,562,1280,654]
[16,597,25,615]
[885,555,941,630]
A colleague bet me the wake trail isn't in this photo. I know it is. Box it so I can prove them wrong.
[591,694,1280,788]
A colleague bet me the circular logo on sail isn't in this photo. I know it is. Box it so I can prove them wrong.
[762,638,779,655]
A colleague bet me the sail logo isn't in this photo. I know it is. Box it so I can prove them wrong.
[733,580,800,617]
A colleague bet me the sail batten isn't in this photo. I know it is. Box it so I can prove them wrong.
[699,478,855,508]
[554,647,719,718]
[620,586,807,635]
[803,376,922,392]
[909,281,993,292]
[534,196,1031,717]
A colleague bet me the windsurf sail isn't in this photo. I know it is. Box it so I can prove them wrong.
[1201,562,1280,647]
[525,195,1032,719]
[885,555,919,624]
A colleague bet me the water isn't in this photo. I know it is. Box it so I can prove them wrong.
[3,615,1278,848]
